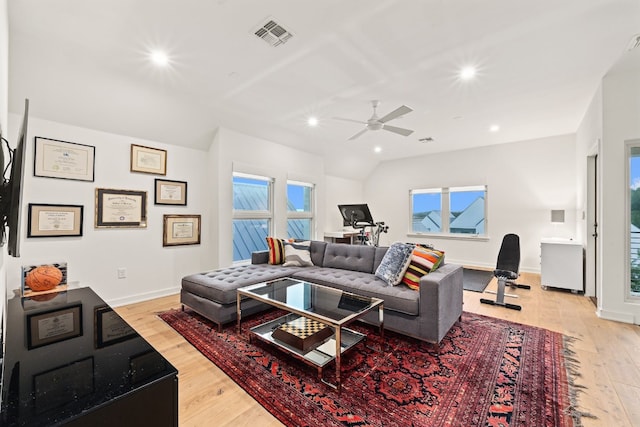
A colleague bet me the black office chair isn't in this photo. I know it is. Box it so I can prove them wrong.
[480,233,530,310]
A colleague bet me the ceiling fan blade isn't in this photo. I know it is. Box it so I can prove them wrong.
[378,105,413,123]
[332,117,368,125]
[382,124,414,137]
[348,128,369,140]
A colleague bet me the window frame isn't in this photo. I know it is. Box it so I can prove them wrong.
[409,185,488,239]
[286,180,315,240]
[232,172,274,263]
[625,141,640,300]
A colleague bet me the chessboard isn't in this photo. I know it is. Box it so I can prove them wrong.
[272,316,333,352]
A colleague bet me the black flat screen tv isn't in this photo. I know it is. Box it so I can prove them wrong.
[6,99,29,257]
[338,203,375,227]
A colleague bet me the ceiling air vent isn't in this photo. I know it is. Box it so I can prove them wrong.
[254,19,293,47]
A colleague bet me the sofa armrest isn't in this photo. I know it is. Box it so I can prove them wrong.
[417,263,464,343]
[252,251,269,265]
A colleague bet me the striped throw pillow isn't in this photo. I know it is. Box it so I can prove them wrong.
[401,246,444,290]
[266,237,286,265]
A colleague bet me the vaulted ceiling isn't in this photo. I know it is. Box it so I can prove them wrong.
[8,0,640,179]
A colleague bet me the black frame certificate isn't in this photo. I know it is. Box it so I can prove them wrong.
[95,188,147,228]
[27,204,84,237]
[154,179,187,205]
[34,137,96,182]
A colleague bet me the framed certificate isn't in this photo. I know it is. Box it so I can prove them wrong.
[163,214,201,246]
[34,137,95,181]
[26,303,83,350]
[94,305,138,348]
[27,204,83,237]
[95,188,147,228]
[154,179,187,205]
[130,144,167,175]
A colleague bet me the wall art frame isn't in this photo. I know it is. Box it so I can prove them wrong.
[95,188,147,228]
[26,303,83,350]
[27,203,84,238]
[130,144,167,175]
[163,214,201,247]
[34,136,96,181]
[154,178,187,206]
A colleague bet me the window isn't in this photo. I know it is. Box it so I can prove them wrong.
[287,180,314,240]
[410,185,486,236]
[627,144,640,297]
[232,173,273,262]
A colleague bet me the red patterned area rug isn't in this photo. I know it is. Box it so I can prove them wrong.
[159,309,587,427]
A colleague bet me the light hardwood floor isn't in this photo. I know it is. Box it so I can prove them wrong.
[115,272,640,427]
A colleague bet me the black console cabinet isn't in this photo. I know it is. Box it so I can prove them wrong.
[0,287,178,426]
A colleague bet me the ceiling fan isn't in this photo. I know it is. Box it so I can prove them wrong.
[333,100,414,140]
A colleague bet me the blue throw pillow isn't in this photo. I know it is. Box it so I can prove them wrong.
[375,242,415,285]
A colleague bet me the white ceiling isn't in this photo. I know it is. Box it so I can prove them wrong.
[7,0,640,180]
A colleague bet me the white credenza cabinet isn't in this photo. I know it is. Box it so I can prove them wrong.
[540,238,584,292]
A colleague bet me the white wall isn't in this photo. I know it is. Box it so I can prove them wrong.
[598,49,640,324]
[4,116,212,306]
[363,134,578,272]
[575,84,603,297]
[211,127,326,268]
[324,175,364,231]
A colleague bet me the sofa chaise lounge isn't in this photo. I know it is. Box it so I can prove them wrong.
[181,240,464,344]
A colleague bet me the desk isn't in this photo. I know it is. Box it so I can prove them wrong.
[541,238,584,292]
[0,287,178,426]
[324,230,360,244]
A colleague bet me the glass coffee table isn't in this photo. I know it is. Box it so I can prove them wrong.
[237,278,384,391]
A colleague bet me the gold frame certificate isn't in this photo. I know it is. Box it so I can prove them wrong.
[130,144,167,175]
[163,214,201,246]
[95,188,147,228]
[27,204,84,237]
[34,137,95,181]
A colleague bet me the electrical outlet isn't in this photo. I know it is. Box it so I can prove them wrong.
[117,268,126,279]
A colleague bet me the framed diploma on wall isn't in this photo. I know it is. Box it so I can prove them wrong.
[27,204,84,237]
[130,144,167,175]
[34,137,96,181]
[163,214,201,246]
[154,179,187,205]
[95,188,147,228]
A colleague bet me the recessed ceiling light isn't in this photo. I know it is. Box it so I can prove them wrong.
[374,146,382,153]
[460,66,476,80]
[307,116,319,127]
[150,50,169,66]
[489,125,500,132]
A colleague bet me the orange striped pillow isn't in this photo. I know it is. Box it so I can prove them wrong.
[401,246,444,290]
[266,237,286,265]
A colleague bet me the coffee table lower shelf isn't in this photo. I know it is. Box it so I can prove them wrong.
[249,313,366,388]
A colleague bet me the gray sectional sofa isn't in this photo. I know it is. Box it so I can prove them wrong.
[181,240,464,344]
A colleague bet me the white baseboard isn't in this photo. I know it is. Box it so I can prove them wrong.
[108,286,180,308]
[596,308,636,324]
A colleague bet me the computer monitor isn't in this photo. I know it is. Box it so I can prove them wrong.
[338,204,374,227]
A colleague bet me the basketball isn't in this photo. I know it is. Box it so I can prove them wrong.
[25,265,63,292]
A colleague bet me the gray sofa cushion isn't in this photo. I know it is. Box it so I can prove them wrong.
[182,264,301,305]
[321,243,376,273]
[292,267,419,315]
